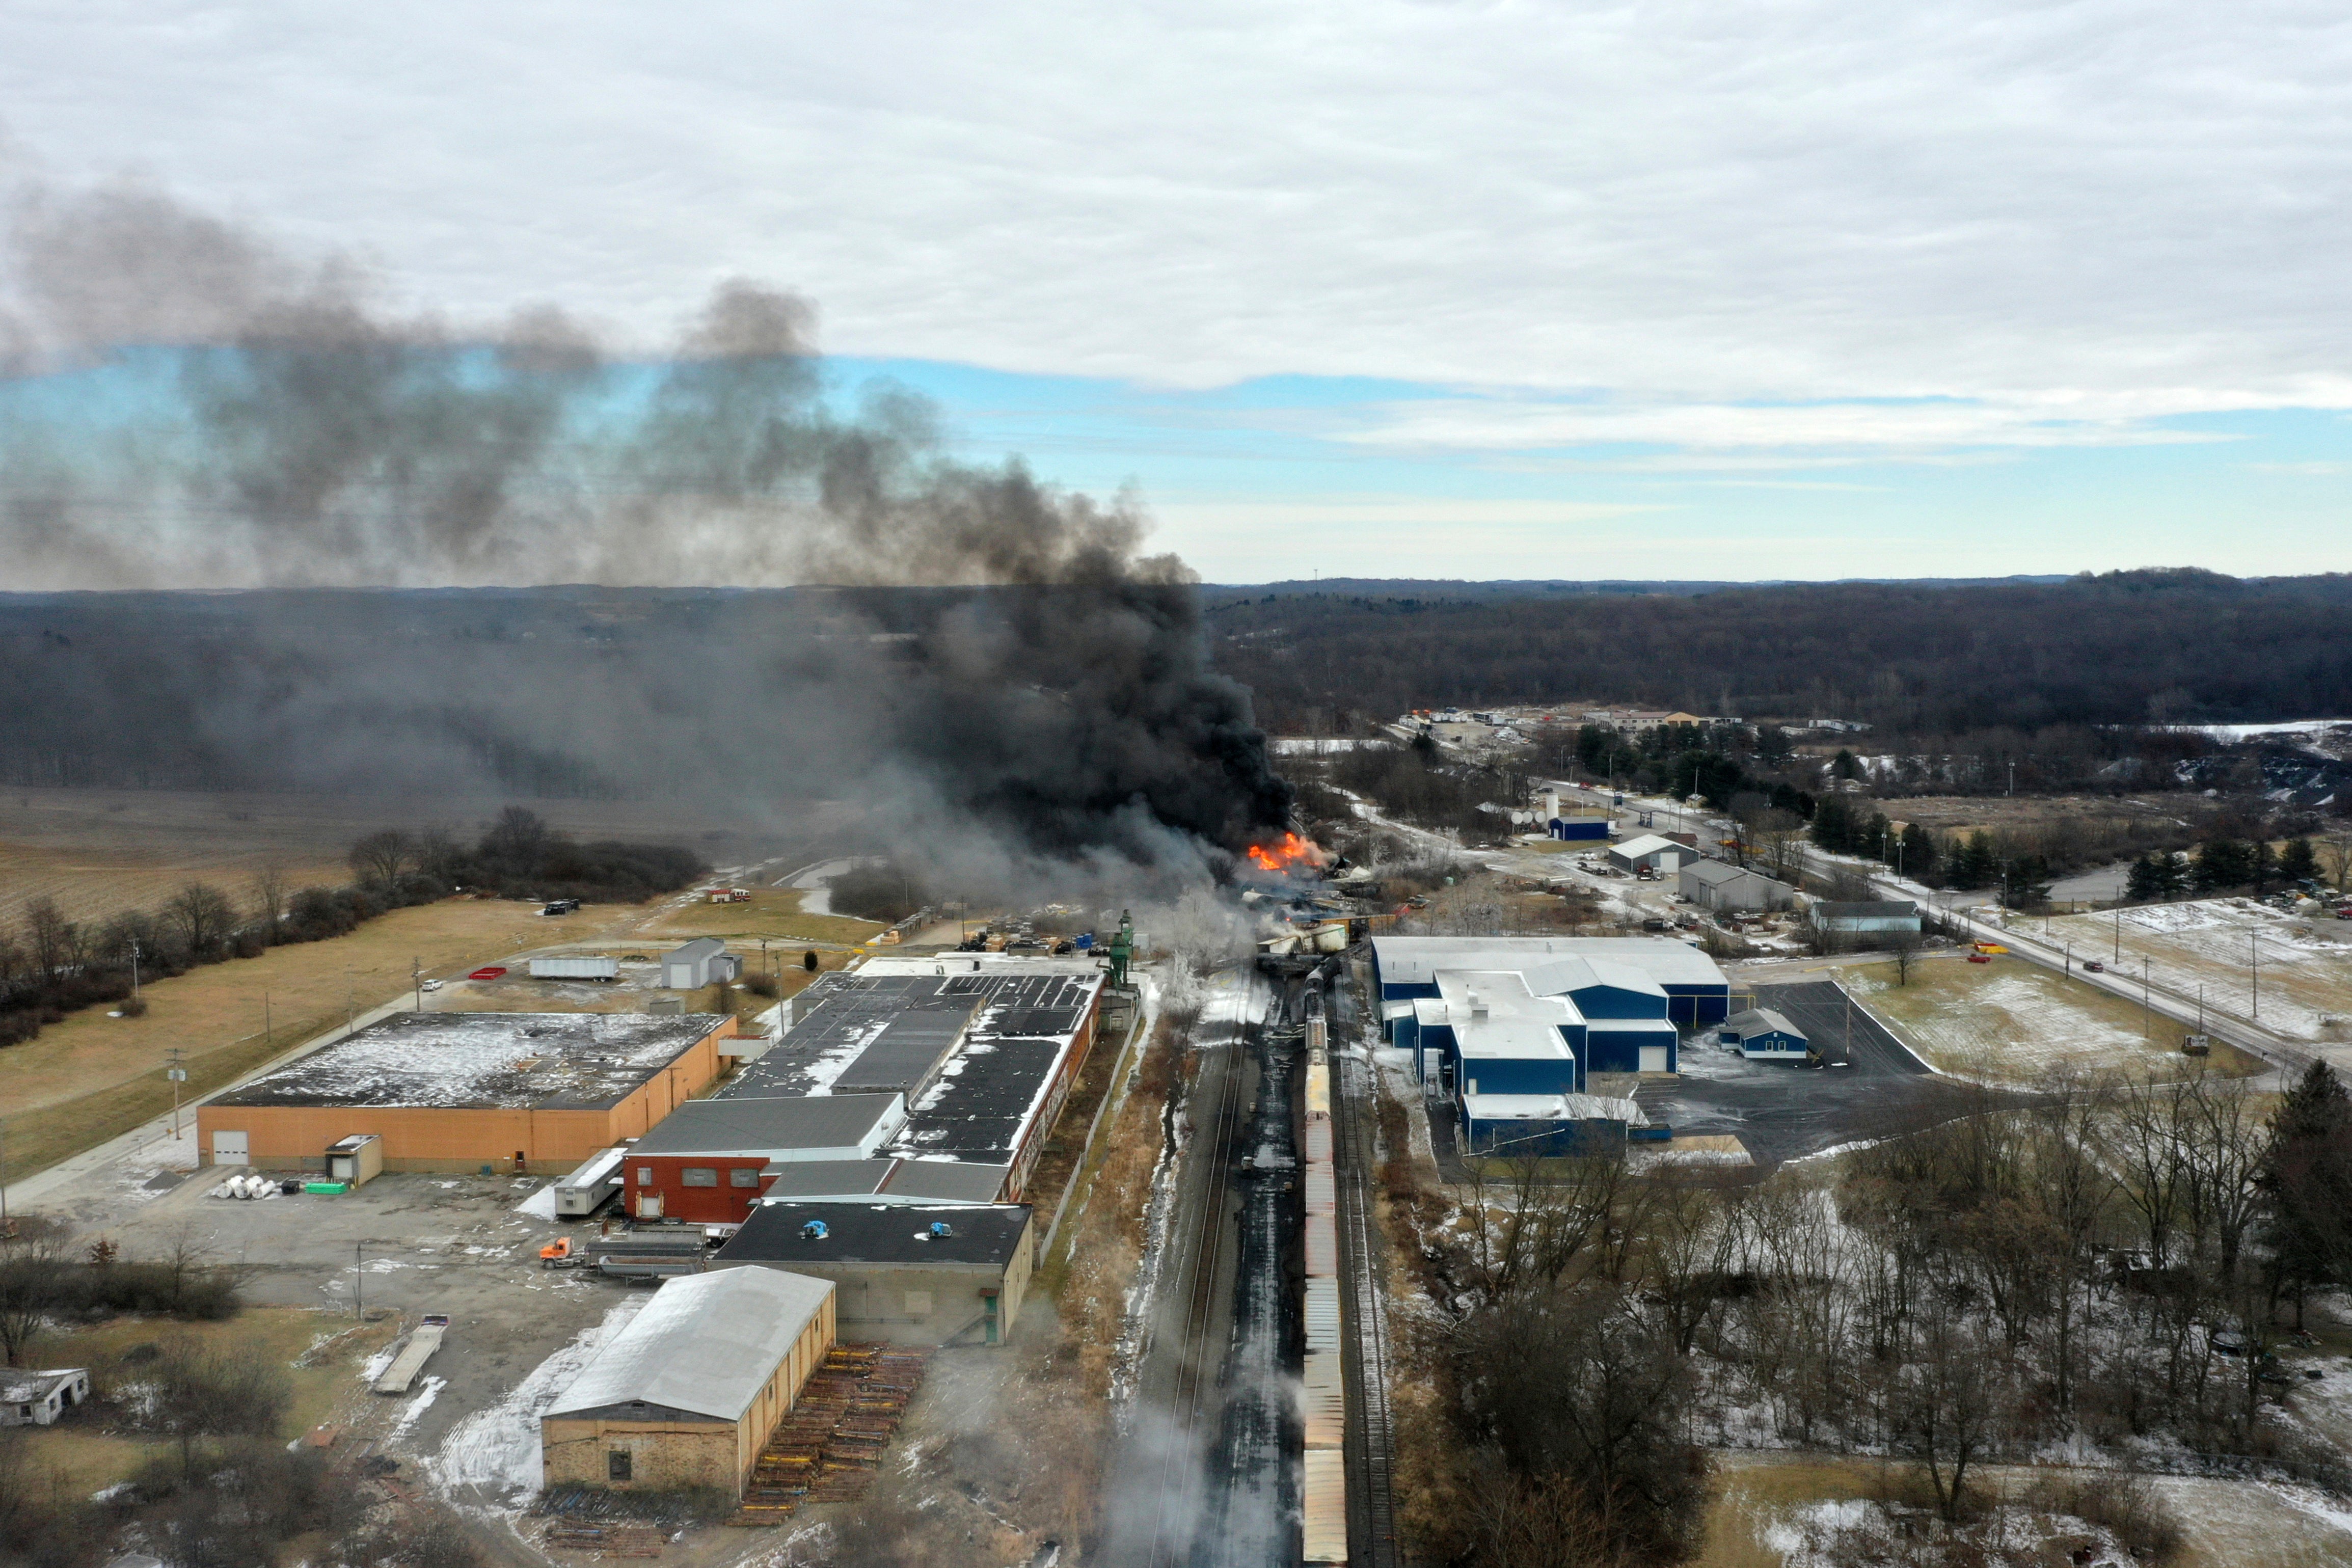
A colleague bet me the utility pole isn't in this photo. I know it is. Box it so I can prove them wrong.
[264,990,273,1050]
[345,965,356,1037]
[355,1241,364,1320]
[2251,934,2259,1019]
[2114,905,2121,963]
[166,1046,187,1140]
[130,936,142,1001]
[412,956,423,1012]
[2142,960,2151,1039]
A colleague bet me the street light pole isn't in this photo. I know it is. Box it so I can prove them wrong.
[2251,934,2260,1019]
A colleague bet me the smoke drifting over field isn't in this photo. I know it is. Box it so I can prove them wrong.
[0,181,1291,888]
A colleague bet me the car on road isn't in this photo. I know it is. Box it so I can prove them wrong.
[2083,960,2104,972]
[420,978,443,991]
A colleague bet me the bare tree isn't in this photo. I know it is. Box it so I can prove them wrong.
[249,860,289,937]
[19,898,80,987]
[1885,930,1925,986]
[165,881,237,959]
[150,1339,293,1479]
[347,828,416,887]
[1885,1306,2010,1521]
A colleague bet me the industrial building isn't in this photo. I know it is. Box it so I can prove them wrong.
[715,1202,1034,1345]
[1607,834,1689,876]
[725,959,1105,1205]
[1810,900,1922,935]
[197,1011,735,1172]
[1717,1007,1811,1060]
[663,937,742,989]
[1371,937,1730,1156]
[1679,859,1795,913]
[540,1268,835,1496]
[1371,936,1731,1031]
[624,1094,908,1223]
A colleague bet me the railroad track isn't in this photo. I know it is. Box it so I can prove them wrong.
[1330,1050,1404,1568]
[1143,1030,1252,1568]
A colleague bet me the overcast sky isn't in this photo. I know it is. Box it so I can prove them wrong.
[6,1,2350,580]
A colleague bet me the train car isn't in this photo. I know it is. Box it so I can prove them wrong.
[1302,1048,1348,1566]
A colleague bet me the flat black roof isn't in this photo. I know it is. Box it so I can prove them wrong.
[885,1037,1066,1165]
[716,1201,1031,1267]
[628,1093,903,1156]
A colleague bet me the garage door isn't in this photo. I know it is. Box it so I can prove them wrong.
[1638,1046,1669,1073]
[210,1130,249,1165]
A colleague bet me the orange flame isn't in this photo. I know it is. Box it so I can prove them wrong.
[1245,831,1324,874]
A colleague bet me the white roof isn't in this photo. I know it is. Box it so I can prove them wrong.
[1611,834,1681,859]
[1462,1092,1647,1126]
[1423,970,1579,1062]
[1681,859,1754,885]
[544,1268,832,1423]
[1373,937,1724,992]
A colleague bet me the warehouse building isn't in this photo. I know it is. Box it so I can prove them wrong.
[540,1268,834,1496]
[715,1202,1034,1346]
[663,937,742,990]
[1371,936,1730,1028]
[624,1094,907,1223]
[1679,859,1795,913]
[1607,833,1688,876]
[729,961,1104,1204]
[198,1012,734,1173]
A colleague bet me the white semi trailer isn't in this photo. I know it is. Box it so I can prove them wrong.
[527,956,619,981]
[553,1146,629,1216]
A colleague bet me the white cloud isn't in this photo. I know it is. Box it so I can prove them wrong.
[6,0,2352,424]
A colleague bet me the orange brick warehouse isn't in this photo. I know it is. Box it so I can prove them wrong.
[197,1011,735,1174]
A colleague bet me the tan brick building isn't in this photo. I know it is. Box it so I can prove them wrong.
[197,1011,735,1175]
[714,1202,1034,1346]
[539,1267,834,1496]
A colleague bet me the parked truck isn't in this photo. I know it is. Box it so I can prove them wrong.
[527,956,618,982]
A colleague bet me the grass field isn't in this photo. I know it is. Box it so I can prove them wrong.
[2041,898,2352,1045]
[6,1306,397,1496]
[636,886,886,948]
[1846,954,2265,1081]
[0,898,656,1179]
[0,840,350,930]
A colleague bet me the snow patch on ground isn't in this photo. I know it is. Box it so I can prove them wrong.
[426,1296,650,1505]
[386,1375,444,1444]
[512,1182,558,1221]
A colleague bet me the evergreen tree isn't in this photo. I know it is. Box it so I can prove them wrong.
[1947,831,1997,889]
[2125,852,2171,903]
[2195,836,2254,893]
[1832,749,1861,780]
[1811,795,1856,854]
[2250,839,2278,895]
[1899,822,1936,882]
[2004,853,2053,909]
[2279,837,2320,886]
[2266,1062,2352,1320]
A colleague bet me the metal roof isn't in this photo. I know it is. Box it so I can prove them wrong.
[629,1093,904,1158]
[1682,859,1758,886]
[879,1160,1013,1203]
[1813,900,1918,918]
[543,1268,833,1424]
[717,1202,1032,1267]
[212,1011,729,1112]
[1611,834,1682,858]
[1374,936,1726,991]
[1724,1007,1806,1040]
[664,937,726,963]
[752,1160,896,1199]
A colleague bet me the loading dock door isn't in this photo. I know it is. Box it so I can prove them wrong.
[1638,1046,1669,1073]
[210,1130,249,1165]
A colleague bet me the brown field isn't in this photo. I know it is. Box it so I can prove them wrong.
[1880,793,2215,839]
[0,783,820,930]
[635,885,886,949]
[6,1306,397,1497]
[0,896,687,1179]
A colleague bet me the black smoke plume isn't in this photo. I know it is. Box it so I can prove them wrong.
[0,181,1292,884]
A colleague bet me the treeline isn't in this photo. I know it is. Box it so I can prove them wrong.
[1393,1062,2352,1567]
[1211,568,2352,740]
[0,806,702,1047]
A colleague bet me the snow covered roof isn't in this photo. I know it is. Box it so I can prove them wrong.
[215,1011,732,1111]
[1611,834,1681,859]
[1682,859,1758,886]
[1462,1092,1647,1126]
[719,1203,1032,1267]
[1724,1007,1806,1041]
[1423,970,1580,1062]
[1374,936,1726,991]
[543,1268,833,1424]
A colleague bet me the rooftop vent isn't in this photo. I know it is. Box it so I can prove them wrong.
[801,1220,829,1241]
[929,1221,954,1239]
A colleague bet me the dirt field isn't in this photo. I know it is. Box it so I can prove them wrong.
[2042,898,2352,1045]
[1845,953,2266,1082]
[1876,793,2215,839]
